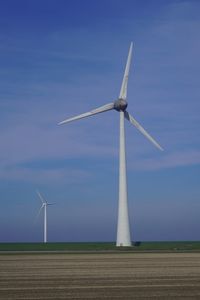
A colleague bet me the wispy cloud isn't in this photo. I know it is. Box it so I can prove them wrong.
[0,166,90,184]
[130,150,200,171]
[0,0,200,183]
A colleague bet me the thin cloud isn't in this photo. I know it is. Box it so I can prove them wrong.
[0,0,200,182]
[0,166,91,185]
[130,150,200,171]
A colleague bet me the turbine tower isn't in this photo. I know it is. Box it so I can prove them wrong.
[58,43,163,246]
[36,190,54,243]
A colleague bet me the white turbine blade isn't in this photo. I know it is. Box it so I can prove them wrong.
[124,111,163,151]
[34,204,44,223]
[58,102,114,125]
[36,190,47,204]
[119,42,133,101]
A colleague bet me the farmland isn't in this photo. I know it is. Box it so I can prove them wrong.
[0,252,200,299]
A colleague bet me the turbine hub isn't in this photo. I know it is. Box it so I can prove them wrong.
[114,98,128,111]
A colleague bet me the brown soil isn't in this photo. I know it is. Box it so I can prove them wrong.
[0,253,200,299]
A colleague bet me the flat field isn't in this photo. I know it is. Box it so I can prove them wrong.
[0,241,200,251]
[0,253,200,299]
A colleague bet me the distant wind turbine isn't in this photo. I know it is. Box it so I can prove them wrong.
[58,43,163,247]
[36,190,54,243]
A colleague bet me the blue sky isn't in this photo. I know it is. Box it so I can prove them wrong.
[0,0,200,242]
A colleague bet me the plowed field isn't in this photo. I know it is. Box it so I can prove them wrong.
[0,253,200,299]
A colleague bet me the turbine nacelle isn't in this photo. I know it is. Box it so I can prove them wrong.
[114,98,128,112]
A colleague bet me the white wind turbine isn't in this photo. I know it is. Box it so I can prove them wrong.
[36,190,54,243]
[58,43,163,246]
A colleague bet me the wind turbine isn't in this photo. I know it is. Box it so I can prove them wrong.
[36,190,54,243]
[58,43,163,246]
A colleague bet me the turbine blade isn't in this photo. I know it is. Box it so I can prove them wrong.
[124,111,163,151]
[34,204,44,223]
[58,103,114,125]
[119,42,133,101]
[36,190,47,204]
